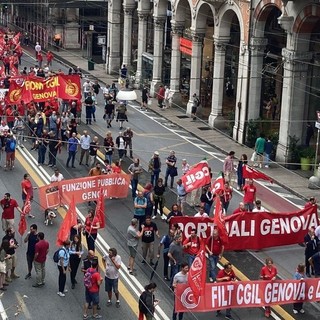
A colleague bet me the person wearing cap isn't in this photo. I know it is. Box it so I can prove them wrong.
[127,218,144,275]
[148,151,162,186]
[0,193,23,232]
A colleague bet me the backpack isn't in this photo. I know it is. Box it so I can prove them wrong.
[144,191,152,208]
[196,98,200,107]
[9,140,16,152]
[53,248,66,263]
[84,269,97,289]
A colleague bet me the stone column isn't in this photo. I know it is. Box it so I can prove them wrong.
[64,8,80,49]
[169,24,183,106]
[107,0,121,74]
[135,12,149,86]
[150,16,166,97]
[122,5,134,68]
[187,32,204,115]
[277,48,312,163]
[208,37,229,129]
[247,37,268,120]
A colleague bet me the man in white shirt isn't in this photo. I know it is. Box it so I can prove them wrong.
[102,248,121,308]
[83,79,92,98]
[50,169,64,182]
[252,200,267,213]
[79,130,91,166]
[194,206,209,218]
[34,42,41,58]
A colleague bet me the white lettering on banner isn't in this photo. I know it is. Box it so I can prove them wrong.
[308,285,314,299]
[61,180,96,192]
[260,214,318,236]
[264,282,306,304]
[211,285,234,308]
[185,166,210,186]
[317,281,320,298]
[226,220,255,237]
[236,283,261,305]
[97,177,126,187]
[82,189,108,201]
[177,222,215,238]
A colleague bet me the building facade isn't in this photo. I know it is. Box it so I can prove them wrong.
[6,0,320,163]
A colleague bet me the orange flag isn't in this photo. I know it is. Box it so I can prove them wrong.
[213,197,229,245]
[93,188,105,228]
[56,196,77,246]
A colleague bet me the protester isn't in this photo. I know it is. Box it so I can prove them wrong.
[128,158,143,199]
[127,218,144,276]
[143,184,154,217]
[84,209,100,252]
[3,228,20,282]
[115,102,127,130]
[115,131,126,162]
[157,228,175,281]
[140,216,159,266]
[220,181,233,214]
[134,191,147,227]
[308,244,320,278]
[200,185,214,215]
[304,227,319,277]
[194,206,209,217]
[153,178,166,220]
[148,151,161,186]
[182,228,201,267]
[66,132,79,168]
[69,234,83,289]
[79,130,91,166]
[24,224,38,280]
[223,151,235,184]
[293,263,306,314]
[32,232,49,288]
[103,131,114,165]
[1,193,23,231]
[252,200,265,213]
[138,282,158,320]
[89,136,99,167]
[166,204,183,223]
[176,179,187,213]
[83,259,103,319]
[237,154,247,190]
[181,159,190,175]
[232,202,246,215]
[57,240,71,297]
[123,127,133,158]
[206,229,224,282]
[167,234,184,286]
[164,151,177,188]
[260,258,278,318]
[0,239,10,291]
[103,247,121,308]
[172,262,189,320]
[216,262,236,320]
[243,179,256,212]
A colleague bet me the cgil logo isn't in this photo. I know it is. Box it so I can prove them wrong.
[185,166,210,186]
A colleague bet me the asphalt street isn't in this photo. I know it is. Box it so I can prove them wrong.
[0,49,319,319]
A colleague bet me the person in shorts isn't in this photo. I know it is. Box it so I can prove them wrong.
[83,259,103,319]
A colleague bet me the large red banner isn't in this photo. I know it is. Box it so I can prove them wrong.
[181,161,211,193]
[175,279,320,312]
[171,206,317,250]
[38,174,130,209]
[7,75,81,103]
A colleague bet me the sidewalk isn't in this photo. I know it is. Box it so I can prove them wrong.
[44,49,319,201]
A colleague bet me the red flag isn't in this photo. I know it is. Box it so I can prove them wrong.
[18,214,27,236]
[10,65,20,77]
[0,65,5,78]
[22,196,31,215]
[242,164,273,182]
[56,196,77,246]
[213,197,229,245]
[12,32,21,46]
[188,241,207,301]
[181,161,211,193]
[211,172,225,195]
[93,188,105,228]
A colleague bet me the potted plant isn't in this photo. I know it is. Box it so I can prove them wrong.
[300,147,315,171]
[287,135,301,170]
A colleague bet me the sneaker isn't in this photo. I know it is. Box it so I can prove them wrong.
[116,301,120,308]
[161,214,166,220]
[64,289,68,293]
[293,309,298,314]
[265,165,269,168]
[107,300,112,306]
[300,309,305,314]
[25,273,31,280]
[28,214,35,219]
[83,315,89,319]
[93,315,102,319]
[152,215,157,220]
[209,277,214,282]
[11,273,20,279]
[225,315,234,320]
[57,292,65,297]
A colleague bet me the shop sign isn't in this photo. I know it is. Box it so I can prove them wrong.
[180,37,192,55]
